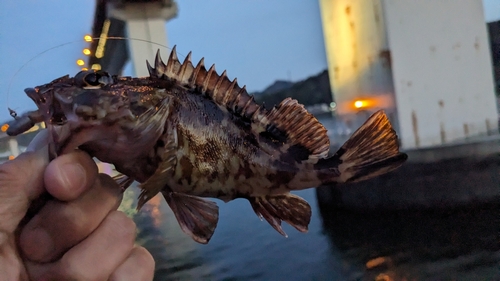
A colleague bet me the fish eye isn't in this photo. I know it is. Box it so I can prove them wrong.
[84,72,101,86]
[74,70,112,88]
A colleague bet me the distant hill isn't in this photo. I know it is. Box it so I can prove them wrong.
[254,80,294,96]
[254,70,332,108]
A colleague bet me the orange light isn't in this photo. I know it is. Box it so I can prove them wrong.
[76,59,85,66]
[366,256,387,269]
[1,124,8,132]
[354,100,368,109]
[83,48,91,55]
[81,67,88,71]
[84,35,93,42]
[8,155,15,160]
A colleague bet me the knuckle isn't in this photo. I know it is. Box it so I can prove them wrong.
[58,253,88,280]
[106,211,136,240]
[108,247,155,281]
[96,174,123,205]
[134,246,155,270]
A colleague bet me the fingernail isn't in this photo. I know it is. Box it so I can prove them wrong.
[59,163,87,192]
[22,227,54,262]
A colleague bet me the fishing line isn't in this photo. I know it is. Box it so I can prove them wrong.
[6,37,187,115]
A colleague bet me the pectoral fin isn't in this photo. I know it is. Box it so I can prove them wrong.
[137,128,178,210]
[113,174,134,191]
[249,193,311,237]
[162,191,219,244]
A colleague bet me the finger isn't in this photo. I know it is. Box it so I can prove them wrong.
[0,148,48,232]
[109,246,155,281]
[19,173,122,262]
[26,211,137,281]
[44,150,98,201]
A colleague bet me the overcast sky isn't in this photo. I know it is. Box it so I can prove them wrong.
[0,0,499,121]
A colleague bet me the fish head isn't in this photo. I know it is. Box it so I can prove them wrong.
[22,70,129,127]
[7,69,167,162]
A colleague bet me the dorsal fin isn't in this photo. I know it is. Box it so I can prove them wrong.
[147,47,260,119]
[147,47,330,161]
[257,98,330,160]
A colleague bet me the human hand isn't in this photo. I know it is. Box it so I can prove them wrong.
[0,132,155,280]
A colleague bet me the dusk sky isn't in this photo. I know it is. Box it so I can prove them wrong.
[0,1,499,121]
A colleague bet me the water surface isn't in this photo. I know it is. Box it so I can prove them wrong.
[121,188,500,280]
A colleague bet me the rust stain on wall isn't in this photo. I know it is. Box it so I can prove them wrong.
[486,119,493,135]
[463,123,469,138]
[440,122,446,144]
[379,50,391,68]
[411,110,420,147]
[334,66,340,80]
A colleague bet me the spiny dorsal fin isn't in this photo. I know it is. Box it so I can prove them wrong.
[148,48,329,161]
[147,47,260,120]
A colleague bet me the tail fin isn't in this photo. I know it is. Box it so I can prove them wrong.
[316,110,407,183]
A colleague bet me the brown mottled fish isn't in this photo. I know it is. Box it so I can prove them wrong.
[7,47,407,243]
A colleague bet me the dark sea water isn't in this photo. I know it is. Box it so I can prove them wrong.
[120,187,500,281]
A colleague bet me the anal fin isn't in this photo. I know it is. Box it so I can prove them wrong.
[162,191,219,244]
[249,193,311,237]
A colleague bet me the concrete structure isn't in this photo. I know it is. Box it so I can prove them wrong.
[319,0,397,131]
[108,0,177,77]
[319,0,499,150]
[86,0,177,77]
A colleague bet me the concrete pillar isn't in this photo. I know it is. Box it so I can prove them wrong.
[109,1,178,77]
[319,0,498,149]
[319,0,397,129]
[8,138,20,157]
[383,0,498,149]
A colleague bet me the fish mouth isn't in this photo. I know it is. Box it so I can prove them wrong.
[25,87,68,125]
[24,87,40,102]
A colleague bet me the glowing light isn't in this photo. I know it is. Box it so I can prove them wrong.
[8,155,15,160]
[81,67,88,71]
[354,100,368,109]
[83,48,91,55]
[24,125,39,133]
[77,59,85,66]
[366,256,387,269]
[329,102,337,111]
[1,124,8,132]
[84,35,93,42]
[96,20,111,59]
[91,64,101,70]
[374,273,392,281]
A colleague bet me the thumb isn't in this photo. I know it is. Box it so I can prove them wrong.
[0,138,49,233]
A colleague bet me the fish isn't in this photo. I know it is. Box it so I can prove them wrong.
[7,46,407,243]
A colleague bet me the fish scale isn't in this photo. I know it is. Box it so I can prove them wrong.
[6,46,407,244]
